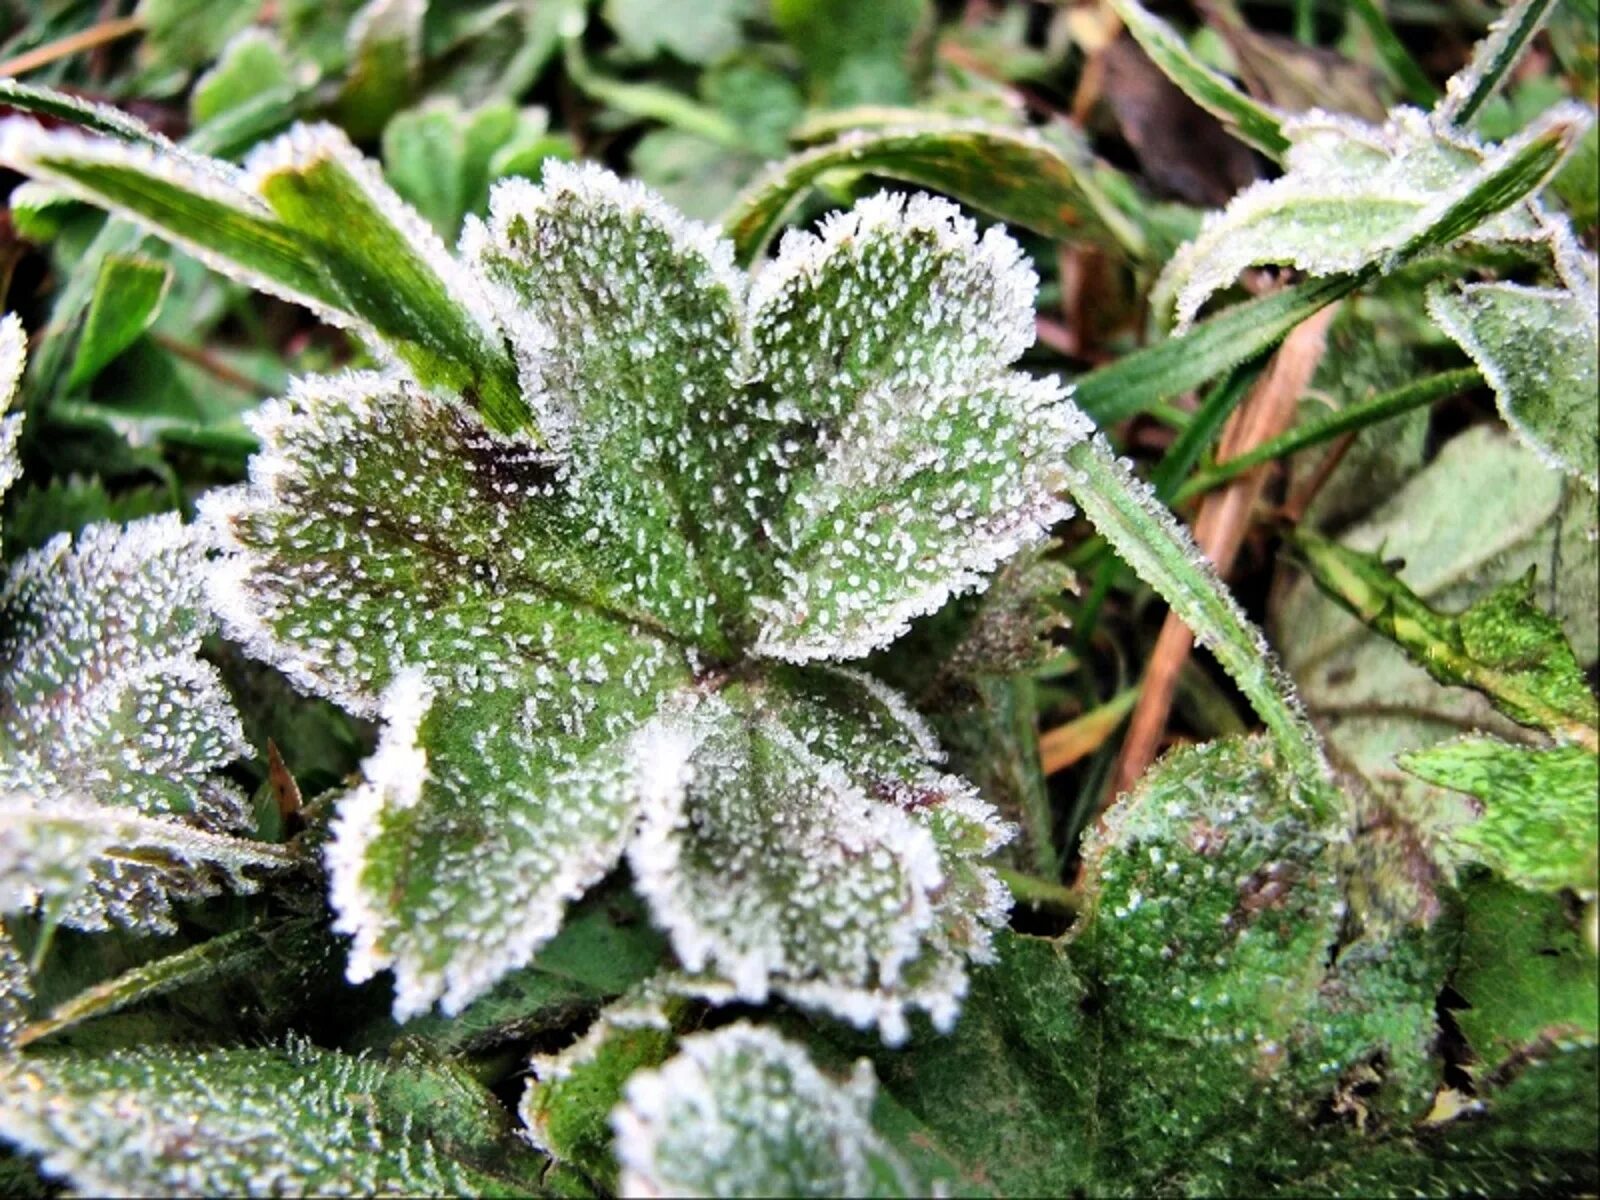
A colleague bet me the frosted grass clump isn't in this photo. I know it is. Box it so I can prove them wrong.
[185,150,1085,1038]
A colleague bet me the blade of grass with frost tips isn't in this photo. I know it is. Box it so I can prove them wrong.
[1075,275,1354,425]
[0,123,346,320]
[1078,113,1580,423]
[15,917,324,1047]
[0,79,166,145]
[1172,367,1483,504]
[1439,0,1560,128]
[248,126,525,432]
[1063,436,1330,793]
[1107,0,1290,161]
[0,100,530,433]
[723,120,1144,264]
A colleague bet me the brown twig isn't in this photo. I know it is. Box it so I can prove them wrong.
[0,14,143,79]
[1108,305,1338,800]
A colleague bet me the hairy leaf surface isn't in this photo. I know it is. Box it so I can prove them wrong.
[0,1039,530,1197]
[613,1023,919,1198]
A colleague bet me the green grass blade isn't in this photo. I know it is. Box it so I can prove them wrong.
[1172,367,1482,504]
[1064,436,1330,792]
[1439,0,1561,127]
[1347,0,1440,107]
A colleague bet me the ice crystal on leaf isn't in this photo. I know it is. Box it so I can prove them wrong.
[612,1023,919,1199]
[0,327,285,932]
[200,155,1082,1035]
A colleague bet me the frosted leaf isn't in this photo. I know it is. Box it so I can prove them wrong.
[745,192,1086,661]
[0,515,274,932]
[0,926,30,1044]
[0,794,290,934]
[202,371,706,716]
[205,167,1046,1030]
[469,163,748,648]
[0,116,523,430]
[628,669,1012,1044]
[1427,276,1599,490]
[327,654,689,1019]
[0,1039,507,1197]
[1157,104,1585,331]
[613,1023,918,1199]
[1,516,248,823]
[519,987,675,1177]
[0,314,24,533]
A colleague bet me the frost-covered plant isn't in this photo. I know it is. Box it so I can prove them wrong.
[0,318,288,940]
[0,107,1085,1036]
[208,161,1083,1037]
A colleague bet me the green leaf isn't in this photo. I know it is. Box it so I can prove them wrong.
[773,0,928,109]
[248,124,525,432]
[1450,876,1598,1067]
[0,1039,533,1196]
[724,119,1141,265]
[1107,0,1290,160]
[64,254,171,390]
[0,796,290,936]
[136,0,261,73]
[1293,532,1599,748]
[201,165,1066,1031]
[613,1023,920,1197]
[823,742,1444,1195]
[628,668,1011,1043]
[1157,104,1586,330]
[736,191,1085,660]
[331,0,424,141]
[1428,277,1599,490]
[0,516,288,933]
[357,888,668,1057]
[603,0,756,64]
[869,548,1068,876]
[382,100,555,240]
[1277,426,1597,857]
[190,29,297,127]
[1400,740,1598,895]
[3,479,175,560]
[521,989,679,1188]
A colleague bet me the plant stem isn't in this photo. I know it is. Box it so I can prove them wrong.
[996,868,1080,917]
